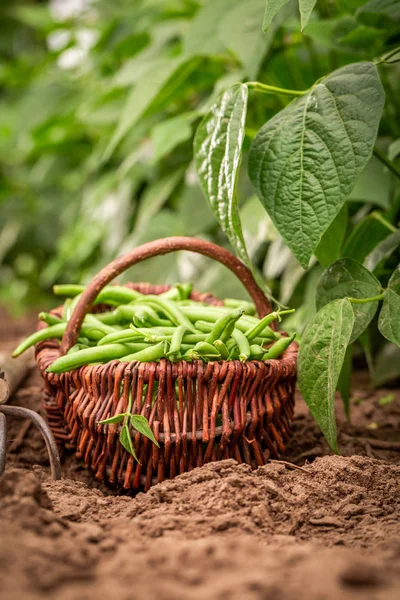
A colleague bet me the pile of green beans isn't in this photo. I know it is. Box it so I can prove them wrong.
[12,283,296,374]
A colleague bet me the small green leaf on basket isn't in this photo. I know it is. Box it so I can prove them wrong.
[378,264,400,348]
[98,413,126,425]
[298,298,355,453]
[130,415,159,447]
[120,423,139,462]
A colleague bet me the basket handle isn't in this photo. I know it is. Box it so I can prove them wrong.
[61,237,272,353]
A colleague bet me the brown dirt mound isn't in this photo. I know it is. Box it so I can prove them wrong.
[1,460,400,600]
[1,310,400,599]
[43,456,400,548]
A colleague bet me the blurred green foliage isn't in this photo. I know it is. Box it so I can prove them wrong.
[0,0,399,355]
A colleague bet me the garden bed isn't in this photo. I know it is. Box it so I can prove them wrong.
[1,310,399,600]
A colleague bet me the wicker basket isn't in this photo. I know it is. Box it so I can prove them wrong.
[35,237,297,491]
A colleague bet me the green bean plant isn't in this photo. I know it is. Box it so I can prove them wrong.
[193,0,400,451]
[2,0,400,450]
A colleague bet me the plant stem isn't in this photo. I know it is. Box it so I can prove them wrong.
[246,82,307,97]
[376,47,400,65]
[373,146,400,180]
[371,211,397,233]
[348,293,385,305]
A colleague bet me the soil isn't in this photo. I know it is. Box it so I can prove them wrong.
[1,308,399,600]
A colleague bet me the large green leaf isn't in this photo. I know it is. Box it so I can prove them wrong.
[298,298,355,452]
[314,204,347,268]
[248,62,385,268]
[194,84,249,265]
[151,114,193,163]
[348,154,391,209]
[388,139,400,161]
[299,0,318,30]
[262,0,290,31]
[194,83,277,301]
[184,0,240,54]
[357,0,400,30]
[219,0,286,79]
[121,169,184,251]
[341,213,390,263]
[316,258,381,343]
[378,264,400,347]
[364,230,400,272]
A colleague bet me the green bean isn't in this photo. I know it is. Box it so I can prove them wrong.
[183,307,277,337]
[39,312,63,326]
[249,344,265,360]
[114,304,173,327]
[205,308,244,344]
[12,324,67,357]
[97,286,144,305]
[12,318,115,357]
[182,347,221,362]
[62,298,72,321]
[182,333,207,344]
[193,341,221,356]
[132,305,172,328]
[67,343,90,354]
[100,325,193,347]
[231,328,251,362]
[12,323,89,357]
[135,296,196,332]
[84,314,118,336]
[119,341,167,363]
[178,300,206,307]
[223,298,256,315]
[53,284,85,298]
[98,329,146,346]
[53,284,143,305]
[94,311,119,325]
[78,336,94,346]
[167,325,187,362]
[194,320,275,343]
[47,343,144,373]
[68,292,83,319]
[262,334,296,360]
[213,340,229,359]
[177,283,193,299]
[244,309,295,342]
[181,306,232,322]
[160,283,193,301]
[194,320,213,333]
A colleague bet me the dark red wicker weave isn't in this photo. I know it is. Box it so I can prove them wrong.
[35,237,297,491]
